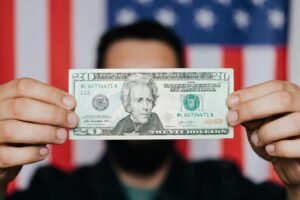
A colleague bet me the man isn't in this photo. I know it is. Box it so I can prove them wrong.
[1,21,300,199]
[111,73,164,135]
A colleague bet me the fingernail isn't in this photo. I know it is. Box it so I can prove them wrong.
[63,95,76,109]
[40,147,49,157]
[251,131,260,146]
[227,110,238,125]
[56,128,67,142]
[266,144,275,154]
[227,95,239,107]
[67,112,78,126]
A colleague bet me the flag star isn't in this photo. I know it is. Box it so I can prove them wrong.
[251,0,266,7]
[194,8,216,30]
[268,9,285,29]
[115,8,137,25]
[176,0,193,6]
[134,0,153,5]
[155,8,176,27]
[216,0,231,6]
[234,10,251,30]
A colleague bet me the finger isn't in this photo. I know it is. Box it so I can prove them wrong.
[265,139,300,158]
[0,145,49,168]
[0,120,68,144]
[0,78,76,110]
[227,80,300,108]
[251,112,300,147]
[0,98,78,128]
[227,90,300,126]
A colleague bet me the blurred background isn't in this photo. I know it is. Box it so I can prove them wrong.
[1,0,300,194]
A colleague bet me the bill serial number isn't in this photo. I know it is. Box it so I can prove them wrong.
[80,83,118,89]
[177,112,214,118]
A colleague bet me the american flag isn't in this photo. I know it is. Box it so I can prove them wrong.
[0,0,300,194]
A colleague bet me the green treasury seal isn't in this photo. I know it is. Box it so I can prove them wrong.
[183,94,200,111]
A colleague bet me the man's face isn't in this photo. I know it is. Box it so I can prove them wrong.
[129,84,153,124]
[104,39,178,175]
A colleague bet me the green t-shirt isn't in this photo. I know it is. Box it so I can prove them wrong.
[122,184,158,200]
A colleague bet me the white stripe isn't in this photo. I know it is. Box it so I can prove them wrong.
[243,130,269,183]
[74,141,106,166]
[18,159,49,190]
[187,45,223,68]
[73,0,107,68]
[187,45,222,160]
[288,0,300,85]
[15,0,49,190]
[15,0,48,82]
[244,46,275,87]
[72,0,107,166]
[189,139,221,161]
[243,46,275,182]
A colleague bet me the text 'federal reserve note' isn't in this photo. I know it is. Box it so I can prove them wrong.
[69,68,234,140]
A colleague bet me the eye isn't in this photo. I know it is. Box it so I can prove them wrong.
[137,98,143,103]
[147,98,153,103]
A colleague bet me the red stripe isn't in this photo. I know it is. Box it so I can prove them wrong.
[275,46,287,80]
[222,47,244,170]
[0,0,15,84]
[7,180,17,195]
[49,0,74,171]
[175,140,189,160]
[0,0,17,193]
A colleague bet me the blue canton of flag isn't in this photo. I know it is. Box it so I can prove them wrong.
[108,0,289,45]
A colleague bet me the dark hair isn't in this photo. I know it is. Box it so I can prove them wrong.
[96,20,185,68]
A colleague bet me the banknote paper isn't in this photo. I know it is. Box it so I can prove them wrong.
[69,68,234,140]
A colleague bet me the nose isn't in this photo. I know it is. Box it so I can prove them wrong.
[142,100,150,111]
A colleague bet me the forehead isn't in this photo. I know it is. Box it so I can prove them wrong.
[104,39,178,68]
[130,84,152,97]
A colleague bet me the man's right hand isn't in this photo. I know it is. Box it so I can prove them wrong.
[0,78,78,186]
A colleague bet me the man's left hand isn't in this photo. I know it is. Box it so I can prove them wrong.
[227,80,300,199]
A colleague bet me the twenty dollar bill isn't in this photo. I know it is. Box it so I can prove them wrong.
[69,68,234,140]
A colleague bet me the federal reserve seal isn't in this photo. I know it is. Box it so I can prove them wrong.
[183,94,200,111]
[92,94,109,111]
